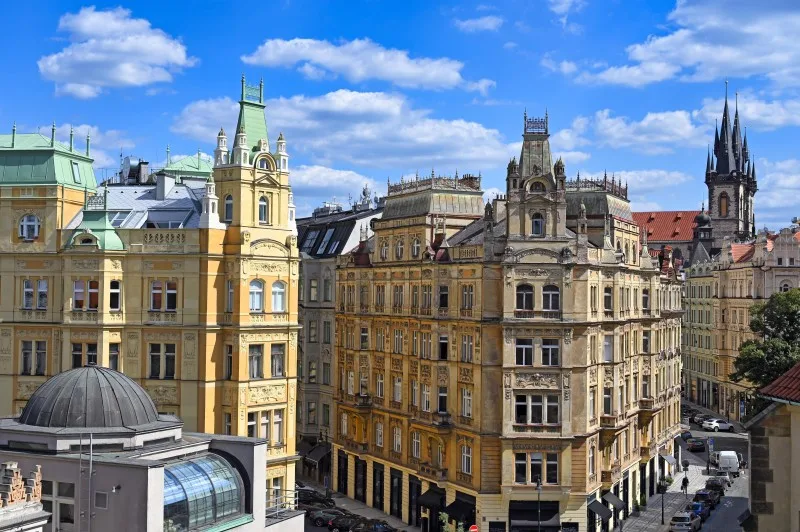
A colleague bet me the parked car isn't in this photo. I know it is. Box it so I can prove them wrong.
[349,520,398,532]
[299,501,334,514]
[693,489,721,509]
[686,438,706,452]
[702,418,735,432]
[299,490,336,508]
[685,502,711,522]
[309,508,352,527]
[329,516,367,532]
[692,413,714,424]
[680,431,694,442]
[669,511,702,531]
[705,478,727,496]
[712,470,733,487]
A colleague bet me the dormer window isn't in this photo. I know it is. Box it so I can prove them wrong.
[259,159,267,169]
[80,237,95,245]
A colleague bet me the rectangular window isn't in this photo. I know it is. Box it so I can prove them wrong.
[603,335,614,362]
[589,386,596,419]
[88,280,99,310]
[515,453,527,483]
[310,279,318,301]
[412,432,421,458]
[226,280,234,312]
[393,427,402,453]
[323,278,332,301]
[22,279,34,309]
[73,280,85,309]
[515,394,559,424]
[164,344,175,379]
[604,387,612,414]
[71,161,82,183]
[530,453,543,484]
[347,371,354,395]
[307,402,317,425]
[461,387,472,418]
[461,285,474,309]
[461,335,473,362]
[393,329,403,354]
[21,341,33,375]
[375,423,384,447]
[542,339,559,366]
[34,280,49,310]
[249,344,264,379]
[439,335,448,361]
[71,343,82,368]
[224,345,233,379]
[516,339,534,366]
[439,285,449,308]
[248,412,257,438]
[411,380,418,407]
[150,281,162,310]
[224,413,232,435]
[393,376,402,402]
[437,386,448,413]
[166,281,178,311]
[322,404,330,426]
[308,321,318,343]
[376,373,384,398]
[322,362,331,385]
[546,453,558,484]
[642,331,651,354]
[604,287,613,310]
[422,384,431,412]
[109,280,121,311]
[86,343,97,365]
[324,321,332,344]
[149,344,161,379]
[273,409,284,443]
[109,343,120,371]
[271,344,285,377]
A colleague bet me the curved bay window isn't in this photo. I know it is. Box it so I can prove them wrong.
[163,454,245,530]
[531,213,545,237]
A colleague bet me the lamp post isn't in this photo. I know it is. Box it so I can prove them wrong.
[659,479,667,525]
[535,475,542,532]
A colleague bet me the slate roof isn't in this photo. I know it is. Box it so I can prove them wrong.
[760,361,800,405]
[297,205,383,257]
[19,366,161,429]
[632,210,700,242]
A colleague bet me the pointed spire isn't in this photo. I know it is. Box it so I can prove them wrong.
[706,145,712,174]
[714,119,720,157]
[751,159,757,181]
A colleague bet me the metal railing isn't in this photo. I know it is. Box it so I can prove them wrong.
[266,489,299,519]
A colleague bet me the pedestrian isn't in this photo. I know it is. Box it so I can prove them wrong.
[681,476,689,498]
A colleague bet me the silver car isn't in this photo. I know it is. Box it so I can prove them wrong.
[669,511,702,531]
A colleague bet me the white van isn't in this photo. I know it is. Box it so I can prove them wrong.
[717,450,740,478]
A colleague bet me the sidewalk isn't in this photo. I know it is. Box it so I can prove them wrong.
[682,399,747,433]
[298,474,420,532]
[620,465,712,532]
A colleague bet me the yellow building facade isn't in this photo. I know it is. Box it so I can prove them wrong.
[0,77,299,494]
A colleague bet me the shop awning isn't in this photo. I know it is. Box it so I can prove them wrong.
[305,444,331,466]
[602,492,625,511]
[297,440,313,457]
[444,498,475,522]
[509,501,560,530]
[661,454,677,466]
[418,486,446,509]
[587,500,612,521]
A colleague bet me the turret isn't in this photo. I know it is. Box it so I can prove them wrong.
[198,173,226,229]
[214,128,228,167]
[287,186,298,236]
[232,124,249,166]
[276,132,288,172]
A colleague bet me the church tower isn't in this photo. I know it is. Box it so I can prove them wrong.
[706,83,757,249]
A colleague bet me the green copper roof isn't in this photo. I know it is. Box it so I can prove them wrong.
[235,101,269,157]
[0,133,96,190]
[67,188,125,250]
[164,154,213,176]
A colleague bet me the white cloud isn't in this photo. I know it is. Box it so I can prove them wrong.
[454,15,504,32]
[171,89,516,172]
[541,53,578,75]
[503,41,518,50]
[579,169,692,192]
[577,0,800,88]
[38,6,197,98]
[549,116,591,164]
[43,123,136,168]
[465,79,497,96]
[694,92,800,131]
[629,200,663,211]
[297,63,336,81]
[241,38,493,93]
[557,151,591,165]
[593,109,708,154]
[291,165,379,195]
[548,0,585,31]
[483,187,504,203]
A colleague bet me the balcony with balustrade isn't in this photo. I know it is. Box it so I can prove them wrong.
[601,460,622,487]
[599,412,631,446]
[637,396,663,425]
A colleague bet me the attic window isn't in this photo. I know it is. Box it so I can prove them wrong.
[675,212,683,220]
[71,162,82,184]
[80,238,95,245]
[648,215,655,222]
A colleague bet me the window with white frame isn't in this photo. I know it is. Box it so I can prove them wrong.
[224,344,233,379]
[411,432,421,458]
[18,214,40,241]
[309,279,318,302]
[224,195,233,222]
[541,339,560,366]
[422,384,431,412]
[34,279,49,309]
[461,285,474,309]
[395,239,404,259]
[109,280,121,311]
[258,196,269,224]
[347,371,354,395]
[249,280,264,312]
[461,334,473,362]
[531,212,545,236]
[410,380,418,407]
[461,445,472,474]
[271,344,285,377]
[380,241,389,260]
[359,371,368,395]
[73,280,85,309]
[514,394,560,424]
[308,321,318,342]
[393,376,402,402]
[393,329,403,354]
[516,338,533,365]
[514,452,559,484]
[22,280,33,309]
[375,422,384,447]
[376,373,385,397]
[21,340,46,376]
[87,280,99,310]
[248,344,264,379]
[226,280,234,312]
[437,386,448,413]
[272,281,286,312]
[542,285,560,311]
[589,445,595,475]
[412,238,421,258]
[149,343,176,379]
[341,413,348,437]
[392,426,401,452]
[516,284,534,310]
[71,343,97,369]
[461,387,472,418]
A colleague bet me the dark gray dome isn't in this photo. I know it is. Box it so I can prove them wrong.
[19,366,160,429]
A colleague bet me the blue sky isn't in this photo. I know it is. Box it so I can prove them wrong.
[3,0,800,226]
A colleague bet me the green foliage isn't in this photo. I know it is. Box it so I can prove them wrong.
[730,289,800,389]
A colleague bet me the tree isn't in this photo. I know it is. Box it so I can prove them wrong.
[439,512,466,532]
[730,288,800,389]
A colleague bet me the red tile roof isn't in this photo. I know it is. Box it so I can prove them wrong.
[760,361,800,405]
[632,210,700,243]
[731,242,755,263]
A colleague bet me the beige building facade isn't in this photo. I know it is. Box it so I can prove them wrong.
[0,77,299,496]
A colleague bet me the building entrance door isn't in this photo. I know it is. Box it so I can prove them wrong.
[354,458,367,503]
[373,463,385,511]
[408,475,422,526]
[337,451,348,495]
[390,468,402,519]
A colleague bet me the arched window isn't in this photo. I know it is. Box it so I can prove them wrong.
[224,195,233,222]
[719,193,729,217]
[542,285,560,311]
[18,214,40,241]
[259,159,267,169]
[380,241,389,261]
[395,239,404,260]
[272,281,287,312]
[249,280,264,312]
[531,182,545,192]
[781,282,791,293]
[516,284,534,310]
[531,213,545,237]
[258,196,269,224]
[411,238,421,258]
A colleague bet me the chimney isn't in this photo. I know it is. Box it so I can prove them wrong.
[69,126,74,152]
[50,122,56,147]
[156,173,175,200]
[86,132,91,157]
[138,161,150,184]
[11,122,15,148]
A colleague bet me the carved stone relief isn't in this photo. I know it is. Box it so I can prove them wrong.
[589,367,597,384]
[17,380,42,400]
[146,384,178,405]
[249,384,287,404]
[437,366,449,385]
[562,370,572,401]
[458,367,473,383]
[515,373,559,389]
[72,259,99,270]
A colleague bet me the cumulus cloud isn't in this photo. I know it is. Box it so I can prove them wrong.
[291,165,379,195]
[576,0,800,88]
[593,109,708,154]
[579,169,692,192]
[171,89,517,172]
[454,15,504,32]
[541,53,578,75]
[694,92,800,131]
[40,123,136,168]
[38,6,197,98]
[548,0,585,31]
[549,116,591,164]
[241,38,493,93]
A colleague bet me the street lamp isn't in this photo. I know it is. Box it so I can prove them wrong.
[534,475,542,532]
[658,479,667,525]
